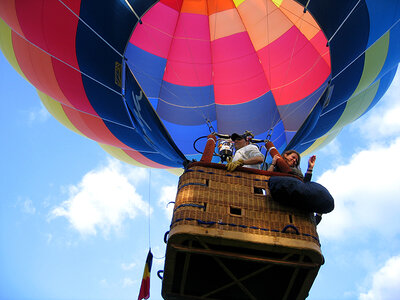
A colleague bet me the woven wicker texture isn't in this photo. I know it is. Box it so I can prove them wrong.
[171,165,320,245]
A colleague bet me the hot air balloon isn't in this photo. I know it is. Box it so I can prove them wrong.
[1,0,399,173]
[1,0,400,299]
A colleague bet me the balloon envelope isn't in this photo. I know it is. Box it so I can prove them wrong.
[1,0,399,169]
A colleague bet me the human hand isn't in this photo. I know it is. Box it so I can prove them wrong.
[272,154,280,164]
[308,155,316,169]
[226,159,244,172]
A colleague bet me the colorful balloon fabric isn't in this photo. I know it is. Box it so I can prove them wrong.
[1,0,400,170]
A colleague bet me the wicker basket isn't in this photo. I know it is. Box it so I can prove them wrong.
[162,163,324,300]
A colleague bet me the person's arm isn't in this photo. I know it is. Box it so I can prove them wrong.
[227,146,264,171]
[227,156,263,172]
[304,155,316,182]
[243,155,264,166]
[267,154,279,171]
[244,146,264,166]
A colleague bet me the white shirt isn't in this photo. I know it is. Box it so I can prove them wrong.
[232,144,264,170]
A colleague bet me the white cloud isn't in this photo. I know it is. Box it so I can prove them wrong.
[317,137,400,240]
[49,159,151,236]
[122,277,135,288]
[359,255,400,300]
[20,198,36,214]
[46,234,53,244]
[121,262,136,271]
[357,102,400,139]
[100,279,108,287]
[158,185,177,220]
[28,103,50,124]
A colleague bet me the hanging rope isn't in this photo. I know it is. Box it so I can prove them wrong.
[58,0,124,57]
[3,1,191,158]
[8,25,123,98]
[320,16,400,117]
[330,16,400,83]
[6,25,173,148]
[272,4,304,128]
[263,0,325,138]
[127,0,214,127]
[303,0,311,13]
[145,169,166,260]
[264,0,281,130]
[269,1,400,147]
[123,0,142,24]
[175,0,213,123]
[265,2,335,148]
[9,0,399,154]
[147,169,151,250]
[326,0,362,46]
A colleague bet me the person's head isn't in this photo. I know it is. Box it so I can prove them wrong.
[282,150,301,168]
[231,133,249,150]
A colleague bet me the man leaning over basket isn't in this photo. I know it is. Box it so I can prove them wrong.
[226,132,264,172]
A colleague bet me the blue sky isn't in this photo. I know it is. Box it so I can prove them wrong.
[1,47,400,300]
